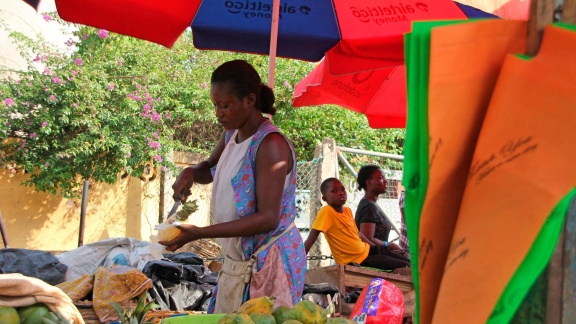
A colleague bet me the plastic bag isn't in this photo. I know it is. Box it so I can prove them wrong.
[349,278,404,324]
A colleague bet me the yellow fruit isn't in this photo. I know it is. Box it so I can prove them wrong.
[272,305,293,323]
[291,300,328,324]
[249,313,276,324]
[0,305,19,324]
[217,313,255,324]
[157,226,181,241]
[237,296,276,315]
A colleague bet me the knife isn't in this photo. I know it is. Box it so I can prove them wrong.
[166,200,182,220]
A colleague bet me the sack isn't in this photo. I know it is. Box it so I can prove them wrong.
[349,278,404,324]
[213,254,255,313]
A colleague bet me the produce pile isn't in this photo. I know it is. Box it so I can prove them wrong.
[0,304,69,324]
[218,296,357,324]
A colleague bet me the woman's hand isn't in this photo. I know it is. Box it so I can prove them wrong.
[172,167,195,202]
[388,241,402,251]
[158,224,203,252]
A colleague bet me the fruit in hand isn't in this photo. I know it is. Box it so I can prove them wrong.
[157,199,199,241]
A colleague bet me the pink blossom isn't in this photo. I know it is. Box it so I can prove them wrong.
[53,77,61,84]
[69,77,74,81]
[151,111,162,122]
[29,133,37,138]
[153,132,159,139]
[129,93,137,100]
[71,70,78,76]
[161,166,167,172]
[66,38,74,46]
[108,83,115,91]
[41,121,48,127]
[157,97,162,102]
[5,98,14,106]
[15,79,20,84]
[42,55,49,61]
[154,155,163,162]
[33,55,40,62]
[27,83,32,87]
[97,29,109,39]
[283,81,291,88]
[165,113,171,119]
[24,102,29,107]
[20,140,26,148]
[126,153,131,157]
[73,103,78,108]
[142,104,151,115]
[45,163,49,167]
[44,68,51,75]
[58,153,64,158]
[117,60,122,67]
[201,82,208,89]
[42,14,52,22]
[82,34,89,40]
[49,95,56,102]
[74,58,83,66]
[148,140,161,150]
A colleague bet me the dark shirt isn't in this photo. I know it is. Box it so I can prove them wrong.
[355,198,392,242]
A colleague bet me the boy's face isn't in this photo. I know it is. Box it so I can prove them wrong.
[323,179,347,207]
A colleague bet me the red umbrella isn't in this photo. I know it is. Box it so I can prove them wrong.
[293,58,407,128]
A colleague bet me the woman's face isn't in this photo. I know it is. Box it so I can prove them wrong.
[210,81,256,130]
[368,168,387,194]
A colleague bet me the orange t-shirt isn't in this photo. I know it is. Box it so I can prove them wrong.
[311,205,370,265]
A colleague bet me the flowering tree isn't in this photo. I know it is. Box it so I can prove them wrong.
[0,17,186,197]
[1,15,404,198]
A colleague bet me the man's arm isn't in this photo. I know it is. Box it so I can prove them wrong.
[304,229,321,254]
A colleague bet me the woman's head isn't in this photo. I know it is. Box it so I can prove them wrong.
[357,165,387,194]
[210,60,276,116]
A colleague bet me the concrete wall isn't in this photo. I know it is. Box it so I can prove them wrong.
[0,171,160,250]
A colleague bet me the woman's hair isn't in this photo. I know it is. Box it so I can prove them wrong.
[211,60,277,115]
[357,165,381,191]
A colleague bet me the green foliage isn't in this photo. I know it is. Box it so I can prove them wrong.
[0,13,404,198]
[110,294,159,324]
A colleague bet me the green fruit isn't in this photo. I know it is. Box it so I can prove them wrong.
[0,305,19,324]
[282,320,303,324]
[17,304,52,324]
[327,318,356,323]
[272,306,293,324]
[249,313,276,324]
[291,300,328,324]
[217,313,255,324]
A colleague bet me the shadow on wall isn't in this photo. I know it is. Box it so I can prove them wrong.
[0,171,157,251]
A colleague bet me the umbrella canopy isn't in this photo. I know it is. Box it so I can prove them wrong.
[292,2,499,129]
[54,0,468,85]
[293,58,406,128]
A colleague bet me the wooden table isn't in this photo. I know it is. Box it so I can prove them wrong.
[305,265,414,317]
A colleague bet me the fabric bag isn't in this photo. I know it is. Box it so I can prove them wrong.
[214,223,295,313]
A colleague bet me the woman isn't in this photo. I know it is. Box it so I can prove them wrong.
[160,60,306,313]
[355,165,410,270]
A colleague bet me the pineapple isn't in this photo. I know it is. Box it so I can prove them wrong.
[157,199,198,241]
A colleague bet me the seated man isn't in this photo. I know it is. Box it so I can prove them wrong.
[304,178,410,271]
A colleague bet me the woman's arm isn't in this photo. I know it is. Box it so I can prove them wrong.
[304,229,321,254]
[358,230,375,247]
[359,223,386,246]
[161,133,292,250]
[171,131,226,201]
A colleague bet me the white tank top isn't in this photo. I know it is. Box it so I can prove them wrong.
[211,130,292,261]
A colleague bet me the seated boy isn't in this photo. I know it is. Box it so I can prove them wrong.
[304,178,410,271]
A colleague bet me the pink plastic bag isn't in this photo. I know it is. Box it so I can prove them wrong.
[349,278,404,324]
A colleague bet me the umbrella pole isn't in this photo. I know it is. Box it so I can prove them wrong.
[267,0,280,88]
